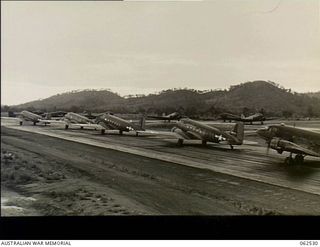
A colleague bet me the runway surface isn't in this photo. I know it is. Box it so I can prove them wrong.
[1,118,320,215]
[3,119,320,195]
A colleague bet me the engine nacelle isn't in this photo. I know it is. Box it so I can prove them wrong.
[270,137,288,153]
[171,127,178,132]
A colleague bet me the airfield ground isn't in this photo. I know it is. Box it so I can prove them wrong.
[1,119,320,215]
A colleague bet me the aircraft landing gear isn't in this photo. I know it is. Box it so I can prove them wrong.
[201,140,207,146]
[229,145,234,150]
[261,121,264,125]
[284,156,294,165]
[65,125,69,130]
[284,153,301,165]
[33,122,36,126]
[19,121,23,126]
[177,139,184,147]
[136,132,139,137]
[119,130,123,135]
[80,126,84,129]
[284,153,304,165]
[101,129,105,135]
[294,154,304,165]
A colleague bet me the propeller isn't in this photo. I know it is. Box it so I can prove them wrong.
[264,127,277,155]
[266,139,271,155]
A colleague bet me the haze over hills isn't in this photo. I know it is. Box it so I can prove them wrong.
[4,81,320,118]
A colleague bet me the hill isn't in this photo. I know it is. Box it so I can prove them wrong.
[202,81,320,116]
[6,81,320,118]
[304,92,320,99]
[14,89,125,113]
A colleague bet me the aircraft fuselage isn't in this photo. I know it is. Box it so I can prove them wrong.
[64,112,93,124]
[97,113,143,132]
[175,118,243,145]
[20,110,43,123]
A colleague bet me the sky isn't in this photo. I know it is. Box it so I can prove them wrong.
[1,0,320,105]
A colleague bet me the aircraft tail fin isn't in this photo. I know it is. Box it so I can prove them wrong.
[233,122,244,144]
[139,115,146,130]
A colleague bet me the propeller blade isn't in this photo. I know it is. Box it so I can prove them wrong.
[266,139,271,155]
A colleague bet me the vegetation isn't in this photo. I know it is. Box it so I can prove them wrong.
[3,81,320,118]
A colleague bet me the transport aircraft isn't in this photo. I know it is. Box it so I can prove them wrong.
[63,112,106,134]
[7,110,59,126]
[257,124,320,165]
[147,112,181,122]
[220,112,268,125]
[95,113,145,136]
[163,118,244,149]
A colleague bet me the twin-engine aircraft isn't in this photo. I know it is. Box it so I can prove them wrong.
[220,112,268,125]
[96,113,145,135]
[147,112,181,122]
[10,110,61,126]
[257,124,320,165]
[159,118,244,149]
[63,112,106,133]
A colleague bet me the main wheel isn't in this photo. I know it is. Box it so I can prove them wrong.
[285,157,294,165]
[294,154,304,165]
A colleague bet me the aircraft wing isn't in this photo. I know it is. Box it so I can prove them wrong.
[39,119,68,124]
[68,123,105,130]
[145,129,202,140]
[271,138,320,157]
[147,116,173,120]
[134,130,193,139]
